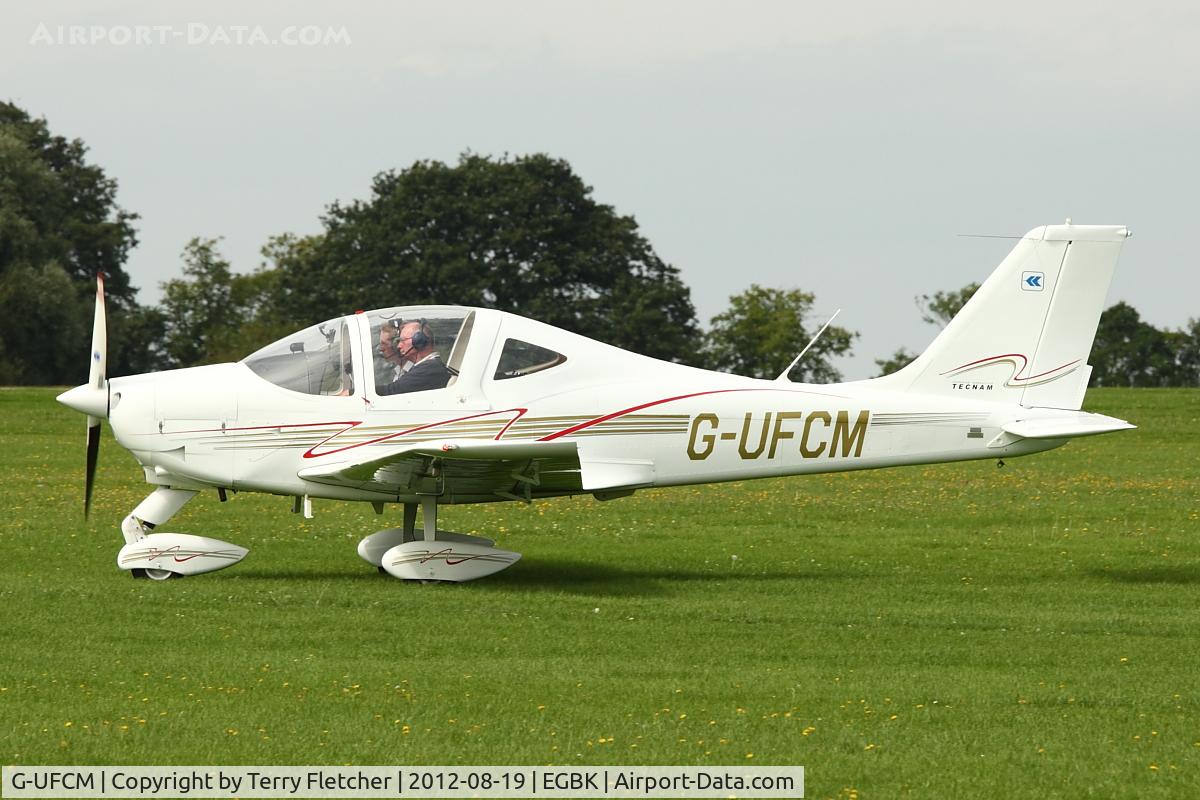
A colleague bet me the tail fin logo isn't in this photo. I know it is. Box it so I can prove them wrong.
[941,354,1080,388]
[1022,272,1044,291]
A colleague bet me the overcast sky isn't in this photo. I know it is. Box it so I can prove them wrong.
[5,1,1198,377]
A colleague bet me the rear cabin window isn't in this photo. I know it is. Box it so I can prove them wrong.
[493,339,567,380]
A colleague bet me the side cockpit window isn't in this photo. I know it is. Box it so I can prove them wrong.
[242,318,354,396]
[494,339,567,380]
[370,310,470,395]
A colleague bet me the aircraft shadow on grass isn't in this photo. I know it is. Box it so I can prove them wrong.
[227,558,847,596]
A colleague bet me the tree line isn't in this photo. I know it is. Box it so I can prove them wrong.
[2,101,1195,387]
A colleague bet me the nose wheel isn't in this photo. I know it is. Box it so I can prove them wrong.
[117,488,248,579]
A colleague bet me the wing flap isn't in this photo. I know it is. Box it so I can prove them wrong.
[297,439,582,499]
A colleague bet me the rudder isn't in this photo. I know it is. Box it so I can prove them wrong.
[879,223,1130,409]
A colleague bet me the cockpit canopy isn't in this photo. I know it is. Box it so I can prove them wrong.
[242,307,481,396]
[242,306,572,398]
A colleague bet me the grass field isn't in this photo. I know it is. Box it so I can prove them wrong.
[1,387,1197,798]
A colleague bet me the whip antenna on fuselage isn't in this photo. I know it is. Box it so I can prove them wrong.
[775,308,841,382]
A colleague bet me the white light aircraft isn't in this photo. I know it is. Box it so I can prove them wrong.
[58,222,1135,582]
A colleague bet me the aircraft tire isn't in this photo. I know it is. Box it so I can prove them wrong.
[132,567,179,581]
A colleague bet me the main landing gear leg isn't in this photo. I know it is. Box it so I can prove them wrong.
[404,502,418,541]
[359,502,419,570]
[118,487,248,580]
[421,497,436,542]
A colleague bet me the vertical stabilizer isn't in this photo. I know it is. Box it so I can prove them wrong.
[878,224,1129,409]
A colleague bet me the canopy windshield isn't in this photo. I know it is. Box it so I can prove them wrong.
[242,317,354,396]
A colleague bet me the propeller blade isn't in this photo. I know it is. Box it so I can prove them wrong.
[85,420,100,518]
[89,274,107,392]
[56,275,111,516]
[85,275,107,517]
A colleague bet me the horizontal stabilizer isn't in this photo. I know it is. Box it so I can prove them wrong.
[989,412,1134,447]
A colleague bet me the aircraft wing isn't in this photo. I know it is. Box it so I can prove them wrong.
[296,439,586,501]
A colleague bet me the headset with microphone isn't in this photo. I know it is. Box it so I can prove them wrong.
[386,318,430,358]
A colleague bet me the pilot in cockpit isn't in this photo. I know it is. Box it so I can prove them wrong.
[377,319,452,395]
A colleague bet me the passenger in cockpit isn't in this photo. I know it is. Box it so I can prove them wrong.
[377,321,407,381]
